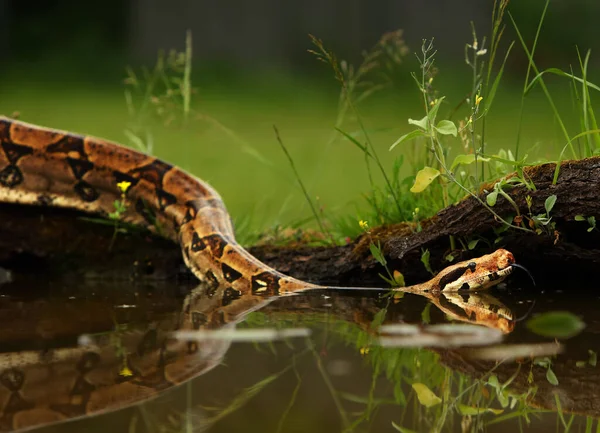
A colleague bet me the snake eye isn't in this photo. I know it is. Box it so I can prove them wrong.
[467,262,476,272]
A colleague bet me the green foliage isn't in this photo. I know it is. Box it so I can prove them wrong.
[533,357,559,386]
[412,383,442,408]
[575,214,597,232]
[526,311,586,339]
[420,249,434,275]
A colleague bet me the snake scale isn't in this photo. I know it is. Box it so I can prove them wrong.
[0,116,518,431]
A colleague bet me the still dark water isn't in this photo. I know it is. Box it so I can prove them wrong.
[0,275,598,433]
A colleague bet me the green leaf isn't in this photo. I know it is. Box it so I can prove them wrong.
[468,239,480,250]
[485,41,515,113]
[421,249,433,275]
[487,191,498,207]
[434,120,457,137]
[575,215,586,221]
[421,303,431,324]
[391,422,417,433]
[497,389,509,408]
[526,311,586,339]
[486,374,500,390]
[546,367,559,386]
[408,116,429,130]
[410,166,441,193]
[589,349,597,366]
[392,270,405,288]
[451,154,475,171]
[369,242,387,267]
[389,129,427,151]
[457,404,504,416]
[544,195,557,215]
[393,383,406,405]
[411,383,442,408]
[445,254,455,262]
[450,154,490,171]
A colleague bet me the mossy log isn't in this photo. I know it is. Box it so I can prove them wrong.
[1,157,599,286]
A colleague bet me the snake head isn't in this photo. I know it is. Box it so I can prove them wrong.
[432,249,516,292]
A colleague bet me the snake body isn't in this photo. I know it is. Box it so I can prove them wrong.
[0,116,321,299]
[0,116,518,431]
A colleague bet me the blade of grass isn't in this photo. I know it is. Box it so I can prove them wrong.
[525,68,600,94]
[273,126,334,243]
[182,30,192,124]
[553,129,600,183]
[511,0,555,161]
[576,48,600,150]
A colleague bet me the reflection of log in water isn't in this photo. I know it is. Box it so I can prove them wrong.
[437,347,600,418]
[1,157,600,287]
[433,292,600,418]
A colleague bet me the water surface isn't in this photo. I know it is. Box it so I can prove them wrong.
[0,276,597,433]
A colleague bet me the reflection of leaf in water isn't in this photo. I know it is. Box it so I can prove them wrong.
[526,311,585,339]
[546,367,559,386]
[457,404,504,415]
[276,358,302,433]
[421,303,431,324]
[204,374,279,423]
[391,421,418,433]
[411,383,442,407]
[393,382,406,405]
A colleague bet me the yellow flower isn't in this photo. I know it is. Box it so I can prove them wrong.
[119,365,133,377]
[360,347,370,356]
[117,181,132,193]
[475,94,483,106]
[359,220,369,230]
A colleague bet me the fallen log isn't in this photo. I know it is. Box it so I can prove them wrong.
[0,157,598,286]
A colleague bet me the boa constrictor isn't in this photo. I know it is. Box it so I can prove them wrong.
[0,116,516,297]
[0,116,517,431]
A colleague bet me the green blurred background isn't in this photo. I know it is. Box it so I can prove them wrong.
[0,0,598,237]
